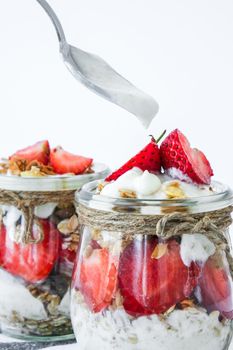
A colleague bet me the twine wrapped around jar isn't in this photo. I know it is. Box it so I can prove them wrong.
[78,204,233,277]
[0,189,75,244]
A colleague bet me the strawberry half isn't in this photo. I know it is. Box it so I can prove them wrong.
[50,146,93,175]
[199,254,233,319]
[9,140,50,165]
[75,246,117,313]
[118,237,200,316]
[106,136,162,182]
[0,219,61,283]
[160,129,213,185]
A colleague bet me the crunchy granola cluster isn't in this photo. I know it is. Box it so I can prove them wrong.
[0,159,94,177]
[57,214,80,256]
[0,159,56,176]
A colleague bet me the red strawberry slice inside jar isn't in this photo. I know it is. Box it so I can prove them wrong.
[71,177,233,350]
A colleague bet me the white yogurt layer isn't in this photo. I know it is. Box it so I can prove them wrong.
[1,203,57,243]
[0,269,47,321]
[58,289,71,317]
[100,167,213,200]
[71,291,232,350]
[180,234,216,267]
[34,203,57,219]
[166,167,193,183]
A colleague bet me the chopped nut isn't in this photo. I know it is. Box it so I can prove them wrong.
[97,182,107,192]
[163,304,176,315]
[57,215,79,235]
[68,242,79,252]
[70,233,80,243]
[21,166,45,177]
[180,299,195,309]
[114,290,124,308]
[119,189,137,199]
[47,295,61,315]
[151,243,168,259]
[26,160,56,175]
[0,160,9,174]
[7,159,56,176]
[165,181,186,199]
[91,229,102,240]
[37,291,50,302]
[68,215,79,231]
[9,159,28,174]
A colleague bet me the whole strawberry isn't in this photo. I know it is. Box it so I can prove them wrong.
[106,133,165,182]
[160,129,213,185]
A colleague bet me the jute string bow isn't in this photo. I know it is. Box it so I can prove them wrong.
[0,189,75,244]
[78,204,233,277]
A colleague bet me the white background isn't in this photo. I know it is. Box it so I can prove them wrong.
[0,2,233,348]
[0,0,232,187]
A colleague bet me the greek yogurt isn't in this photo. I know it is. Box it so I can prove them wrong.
[180,234,216,267]
[71,291,232,350]
[100,168,213,200]
[0,269,46,321]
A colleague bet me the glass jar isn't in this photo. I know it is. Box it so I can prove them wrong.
[0,163,109,341]
[71,179,233,350]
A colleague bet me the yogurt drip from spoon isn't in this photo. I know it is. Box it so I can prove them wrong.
[36,0,159,128]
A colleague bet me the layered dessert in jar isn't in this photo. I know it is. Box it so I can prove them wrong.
[0,140,109,340]
[71,129,233,350]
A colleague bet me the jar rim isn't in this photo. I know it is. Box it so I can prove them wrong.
[76,179,233,214]
[0,163,110,192]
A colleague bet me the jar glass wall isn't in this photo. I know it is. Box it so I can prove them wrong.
[71,180,233,350]
[0,164,109,341]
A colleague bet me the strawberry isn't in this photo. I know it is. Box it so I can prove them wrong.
[160,129,213,185]
[50,146,93,175]
[118,237,200,316]
[75,246,117,313]
[105,134,164,182]
[10,140,50,165]
[199,255,233,319]
[0,219,61,283]
[60,248,77,264]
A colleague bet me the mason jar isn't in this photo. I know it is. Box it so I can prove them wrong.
[0,163,109,341]
[71,179,233,350]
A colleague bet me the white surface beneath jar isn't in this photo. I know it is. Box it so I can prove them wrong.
[0,334,232,350]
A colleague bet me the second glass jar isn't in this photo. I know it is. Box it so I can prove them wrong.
[0,164,109,341]
[71,180,233,350]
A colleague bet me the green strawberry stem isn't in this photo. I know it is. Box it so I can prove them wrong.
[150,130,167,144]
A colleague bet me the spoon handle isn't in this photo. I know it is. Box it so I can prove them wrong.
[36,0,67,45]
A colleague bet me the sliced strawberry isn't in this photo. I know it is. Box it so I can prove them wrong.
[0,219,61,283]
[199,254,233,319]
[75,246,117,313]
[106,136,161,182]
[10,140,50,165]
[118,237,200,316]
[50,146,93,175]
[160,129,213,185]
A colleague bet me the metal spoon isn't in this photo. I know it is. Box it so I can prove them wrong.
[36,0,159,128]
